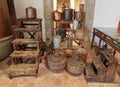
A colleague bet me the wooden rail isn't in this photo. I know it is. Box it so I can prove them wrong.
[91,28,120,56]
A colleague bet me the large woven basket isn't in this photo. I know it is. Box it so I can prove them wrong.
[48,52,67,73]
[67,56,85,76]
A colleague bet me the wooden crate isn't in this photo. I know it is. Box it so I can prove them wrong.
[100,51,117,82]
[7,64,38,79]
[84,63,96,82]
[92,57,106,82]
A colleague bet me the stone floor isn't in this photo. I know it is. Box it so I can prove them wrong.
[0,40,120,87]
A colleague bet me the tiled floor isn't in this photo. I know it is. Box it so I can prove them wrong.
[0,40,120,87]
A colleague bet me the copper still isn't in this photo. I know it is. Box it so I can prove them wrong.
[26,6,36,19]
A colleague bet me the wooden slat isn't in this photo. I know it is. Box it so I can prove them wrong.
[10,51,39,58]
[14,28,40,32]
[12,39,39,44]
[101,51,116,64]
[8,64,38,70]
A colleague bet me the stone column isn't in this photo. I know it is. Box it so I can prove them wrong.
[43,0,54,41]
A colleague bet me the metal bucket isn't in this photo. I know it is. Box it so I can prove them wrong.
[53,36,61,48]
[63,8,74,21]
[73,19,79,30]
[26,6,36,19]
[67,37,72,48]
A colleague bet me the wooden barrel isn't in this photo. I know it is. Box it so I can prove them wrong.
[48,52,67,73]
[67,56,85,75]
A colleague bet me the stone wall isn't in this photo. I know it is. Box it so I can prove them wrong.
[43,0,54,41]
[84,0,95,31]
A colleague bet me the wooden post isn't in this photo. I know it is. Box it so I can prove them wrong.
[91,29,95,49]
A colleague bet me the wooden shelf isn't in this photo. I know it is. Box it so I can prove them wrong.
[12,39,39,44]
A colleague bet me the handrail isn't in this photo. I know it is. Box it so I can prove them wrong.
[93,28,120,53]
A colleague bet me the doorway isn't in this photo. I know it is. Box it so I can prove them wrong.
[53,0,84,11]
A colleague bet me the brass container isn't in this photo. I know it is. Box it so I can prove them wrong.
[26,6,36,19]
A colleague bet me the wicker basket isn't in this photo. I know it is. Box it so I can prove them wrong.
[48,52,67,73]
[67,56,85,76]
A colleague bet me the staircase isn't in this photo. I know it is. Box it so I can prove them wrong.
[7,18,42,79]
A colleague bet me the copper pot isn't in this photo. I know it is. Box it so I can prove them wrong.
[53,10,62,21]
[63,8,74,21]
[26,6,36,19]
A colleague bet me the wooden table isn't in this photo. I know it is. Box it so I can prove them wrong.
[91,28,120,56]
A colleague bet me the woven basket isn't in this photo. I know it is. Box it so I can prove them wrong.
[48,52,67,73]
[67,56,85,75]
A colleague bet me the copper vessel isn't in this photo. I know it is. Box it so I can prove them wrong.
[53,10,62,21]
[26,6,36,19]
[63,8,74,21]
